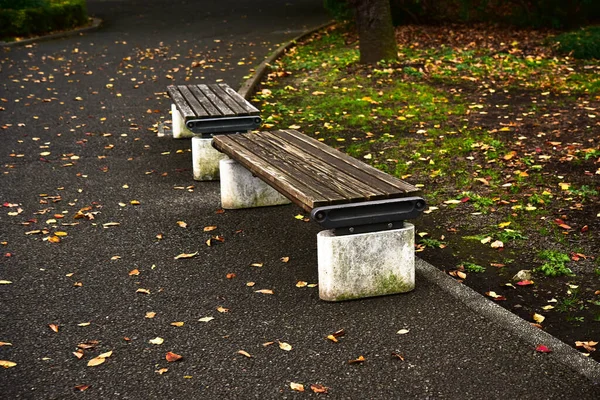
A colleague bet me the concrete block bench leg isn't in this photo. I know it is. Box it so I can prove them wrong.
[317,223,415,301]
[219,159,291,209]
[192,137,229,181]
[171,104,194,139]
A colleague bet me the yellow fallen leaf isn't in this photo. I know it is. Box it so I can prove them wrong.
[149,337,164,345]
[77,322,90,327]
[0,342,12,346]
[174,252,198,259]
[396,329,410,335]
[145,311,156,319]
[128,269,140,276]
[87,357,105,367]
[246,282,255,287]
[130,200,141,205]
[203,225,217,232]
[498,222,511,229]
[54,231,68,237]
[280,256,290,263]
[250,262,263,267]
[170,321,184,327]
[255,289,274,295]
[533,313,545,324]
[290,382,305,392]
[198,316,214,323]
[177,221,188,228]
[136,288,150,294]
[102,222,120,228]
[278,341,292,351]
[296,281,308,288]
[0,280,12,285]
[0,360,17,368]
[49,324,59,333]
[156,368,169,374]
[326,335,338,343]
[237,350,252,358]
[216,306,229,313]
[98,351,112,359]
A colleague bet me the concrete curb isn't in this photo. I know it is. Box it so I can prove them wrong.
[1,17,102,47]
[416,257,600,383]
[238,21,335,100]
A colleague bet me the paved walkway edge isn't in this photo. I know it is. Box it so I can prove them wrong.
[0,17,103,47]
[416,257,600,382]
[238,21,335,99]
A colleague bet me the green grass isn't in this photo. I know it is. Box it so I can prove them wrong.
[535,250,574,277]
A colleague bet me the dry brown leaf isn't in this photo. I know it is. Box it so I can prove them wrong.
[203,226,217,232]
[145,311,156,319]
[348,355,365,364]
[216,306,229,313]
[136,288,150,294]
[177,221,187,228]
[156,368,168,375]
[280,256,290,263]
[49,324,59,333]
[170,321,184,327]
[310,384,328,394]
[174,252,198,260]
[128,269,140,276]
[165,352,183,362]
[0,342,12,346]
[73,384,90,392]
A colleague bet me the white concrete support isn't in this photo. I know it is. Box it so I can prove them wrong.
[219,159,291,209]
[318,223,415,301]
[171,104,194,139]
[192,136,229,181]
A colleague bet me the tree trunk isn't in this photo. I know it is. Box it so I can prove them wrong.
[349,0,398,64]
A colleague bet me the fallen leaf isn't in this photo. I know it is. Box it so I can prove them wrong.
[397,329,410,335]
[255,289,274,295]
[149,337,164,345]
[102,222,120,228]
[0,342,12,346]
[237,350,252,358]
[490,240,504,249]
[203,226,217,232]
[87,357,105,367]
[198,316,214,323]
[246,282,256,287]
[0,280,12,285]
[145,312,156,319]
[326,334,338,343]
[536,344,552,353]
[156,368,168,375]
[128,269,140,276]
[165,352,183,362]
[250,262,263,267]
[310,384,328,393]
[348,355,365,364]
[177,221,188,228]
[98,351,112,359]
[136,288,150,294]
[391,352,405,361]
[290,382,305,392]
[516,280,534,286]
[296,281,308,288]
[533,313,545,324]
[216,306,229,313]
[170,322,184,327]
[0,360,16,368]
[280,256,290,263]
[226,273,236,279]
[49,324,59,333]
[77,322,90,327]
[174,252,198,259]
[278,341,292,351]
[74,384,90,391]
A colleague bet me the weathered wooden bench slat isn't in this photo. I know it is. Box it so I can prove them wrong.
[218,83,260,114]
[274,130,407,197]
[257,131,386,201]
[186,85,221,117]
[210,84,249,115]
[282,129,418,195]
[215,135,333,210]
[167,85,196,119]
[213,130,421,211]
[198,84,236,117]
[227,134,344,205]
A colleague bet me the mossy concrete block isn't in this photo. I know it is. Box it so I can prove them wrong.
[192,137,229,181]
[318,223,415,301]
[171,104,194,139]
[220,159,291,209]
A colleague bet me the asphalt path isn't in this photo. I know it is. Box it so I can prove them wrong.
[1,1,600,398]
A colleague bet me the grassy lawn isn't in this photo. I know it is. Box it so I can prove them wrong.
[253,24,600,358]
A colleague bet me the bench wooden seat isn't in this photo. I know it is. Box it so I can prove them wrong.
[167,83,261,137]
[213,129,425,233]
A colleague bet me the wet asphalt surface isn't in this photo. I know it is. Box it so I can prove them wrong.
[1,1,600,398]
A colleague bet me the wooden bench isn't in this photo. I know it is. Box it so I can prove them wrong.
[166,83,262,181]
[167,83,261,138]
[212,129,426,301]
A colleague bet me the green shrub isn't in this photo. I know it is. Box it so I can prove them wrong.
[551,26,600,59]
[535,250,574,277]
[0,0,88,40]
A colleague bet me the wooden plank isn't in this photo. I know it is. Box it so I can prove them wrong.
[177,85,209,119]
[167,85,195,119]
[274,130,409,197]
[198,84,236,116]
[257,131,386,200]
[218,83,260,114]
[210,84,249,115]
[281,130,420,195]
[188,85,221,117]
[213,136,337,211]
[227,135,345,207]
